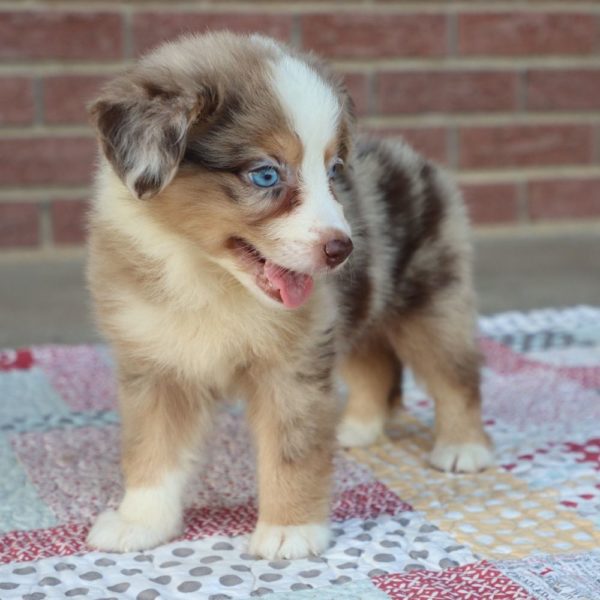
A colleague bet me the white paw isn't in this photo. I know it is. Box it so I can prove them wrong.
[249,522,330,560]
[337,416,384,448]
[430,441,494,473]
[87,509,182,553]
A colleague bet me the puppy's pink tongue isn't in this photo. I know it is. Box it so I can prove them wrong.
[264,261,314,309]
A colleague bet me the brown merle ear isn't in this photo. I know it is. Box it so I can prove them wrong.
[319,68,357,164]
[337,89,356,165]
[89,77,219,200]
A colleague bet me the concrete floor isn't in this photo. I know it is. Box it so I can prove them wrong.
[0,225,598,347]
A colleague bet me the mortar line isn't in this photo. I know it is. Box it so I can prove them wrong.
[3,56,600,76]
[517,70,528,113]
[122,5,134,60]
[0,126,94,137]
[32,76,44,125]
[446,11,458,57]
[516,180,530,224]
[2,112,600,138]
[366,71,377,118]
[0,188,91,201]
[447,127,459,170]
[593,124,600,164]
[38,199,53,250]
[290,13,302,49]
[457,165,600,184]
[1,1,599,13]
[330,56,600,72]
[361,112,600,128]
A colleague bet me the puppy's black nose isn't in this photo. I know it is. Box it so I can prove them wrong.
[323,236,353,268]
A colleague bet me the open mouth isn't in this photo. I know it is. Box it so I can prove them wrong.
[229,237,314,309]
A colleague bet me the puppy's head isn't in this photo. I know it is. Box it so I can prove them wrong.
[91,32,355,309]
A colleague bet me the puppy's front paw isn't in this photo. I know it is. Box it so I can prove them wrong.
[87,509,182,553]
[337,416,384,448]
[249,522,330,560]
[430,441,494,473]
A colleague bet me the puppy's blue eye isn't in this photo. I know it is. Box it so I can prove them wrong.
[249,166,280,188]
[328,158,343,179]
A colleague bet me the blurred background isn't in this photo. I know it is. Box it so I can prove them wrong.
[0,0,598,346]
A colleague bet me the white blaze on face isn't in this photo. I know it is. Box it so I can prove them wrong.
[268,54,351,270]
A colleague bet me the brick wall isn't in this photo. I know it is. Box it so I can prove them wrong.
[1,1,599,250]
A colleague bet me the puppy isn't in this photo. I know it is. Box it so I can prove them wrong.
[86,31,493,560]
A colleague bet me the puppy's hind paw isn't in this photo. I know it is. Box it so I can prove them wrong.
[430,441,494,473]
[249,522,330,560]
[87,509,182,553]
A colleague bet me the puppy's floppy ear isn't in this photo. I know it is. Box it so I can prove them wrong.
[337,88,356,164]
[90,77,218,200]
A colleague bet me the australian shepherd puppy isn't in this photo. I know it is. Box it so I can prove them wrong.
[86,31,493,560]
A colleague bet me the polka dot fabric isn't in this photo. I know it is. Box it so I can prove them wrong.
[1,307,599,598]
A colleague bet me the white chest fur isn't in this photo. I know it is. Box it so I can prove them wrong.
[93,167,338,392]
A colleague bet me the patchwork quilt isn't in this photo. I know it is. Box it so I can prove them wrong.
[1,306,599,599]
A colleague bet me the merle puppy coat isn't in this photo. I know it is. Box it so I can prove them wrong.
[86,32,492,560]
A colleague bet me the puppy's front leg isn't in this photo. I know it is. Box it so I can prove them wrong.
[87,365,212,552]
[246,365,337,560]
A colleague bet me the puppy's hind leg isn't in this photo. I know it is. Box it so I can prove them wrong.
[388,309,493,473]
[87,364,212,552]
[337,335,402,448]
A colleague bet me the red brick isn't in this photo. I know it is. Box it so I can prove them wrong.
[0,137,96,185]
[377,71,517,115]
[0,77,34,125]
[528,178,600,221]
[0,203,39,248]
[458,13,598,56]
[341,72,369,117]
[461,183,519,225]
[133,13,292,55]
[301,13,446,59]
[0,12,123,60]
[526,69,600,111]
[459,125,593,169]
[362,127,447,164]
[43,75,107,124]
[51,199,89,245]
